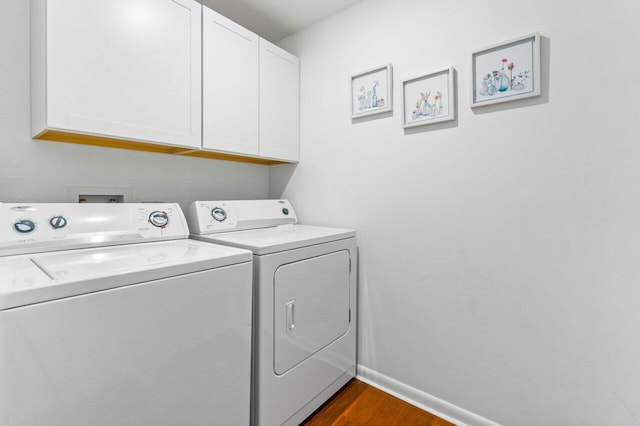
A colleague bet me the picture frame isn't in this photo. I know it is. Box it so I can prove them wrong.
[401,67,455,128]
[351,64,393,118]
[471,32,540,108]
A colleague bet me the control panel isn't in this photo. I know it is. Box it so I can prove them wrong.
[187,200,297,235]
[0,203,189,257]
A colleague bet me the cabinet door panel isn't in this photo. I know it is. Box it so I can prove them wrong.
[44,0,202,148]
[259,39,300,162]
[202,7,259,156]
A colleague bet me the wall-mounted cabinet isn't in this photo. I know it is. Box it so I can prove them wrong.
[31,1,300,165]
[31,0,202,152]
[202,7,259,157]
[259,39,300,162]
[201,7,299,163]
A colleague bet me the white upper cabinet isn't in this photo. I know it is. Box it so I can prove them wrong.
[31,1,299,163]
[202,7,259,156]
[259,39,300,162]
[203,7,299,163]
[31,0,202,149]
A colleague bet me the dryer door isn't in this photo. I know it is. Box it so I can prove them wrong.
[273,250,351,375]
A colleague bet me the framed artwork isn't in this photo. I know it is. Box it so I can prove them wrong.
[471,32,540,108]
[351,64,393,118]
[402,67,455,128]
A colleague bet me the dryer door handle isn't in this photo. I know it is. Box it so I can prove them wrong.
[286,300,296,334]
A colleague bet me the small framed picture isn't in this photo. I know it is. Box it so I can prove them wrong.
[402,67,455,128]
[471,32,540,108]
[351,64,393,118]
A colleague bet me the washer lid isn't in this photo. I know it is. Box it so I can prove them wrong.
[0,239,251,310]
[193,224,356,255]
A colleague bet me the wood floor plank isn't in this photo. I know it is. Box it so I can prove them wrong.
[301,379,455,426]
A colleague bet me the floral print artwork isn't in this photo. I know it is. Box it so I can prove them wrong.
[352,65,391,117]
[411,90,445,120]
[403,68,453,127]
[473,36,537,105]
[478,58,530,97]
[357,80,385,111]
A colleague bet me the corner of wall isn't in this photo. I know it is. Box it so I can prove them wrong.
[267,163,297,199]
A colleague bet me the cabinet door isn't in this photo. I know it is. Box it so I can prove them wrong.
[202,7,259,156]
[259,39,300,162]
[35,0,202,149]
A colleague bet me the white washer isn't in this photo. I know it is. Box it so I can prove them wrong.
[0,203,253,426]
[188,199,357,426]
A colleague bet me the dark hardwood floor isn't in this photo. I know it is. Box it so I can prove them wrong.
[301,379,455,425]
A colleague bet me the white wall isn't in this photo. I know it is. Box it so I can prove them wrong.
[0,1,268,210]
[274,0,640,424]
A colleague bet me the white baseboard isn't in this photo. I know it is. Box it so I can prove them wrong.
[356,365,502,426]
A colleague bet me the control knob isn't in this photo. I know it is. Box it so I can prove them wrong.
[211,207,227,222]
[14,219,36,234]
[148,211,169,228]
[49,216,68,229]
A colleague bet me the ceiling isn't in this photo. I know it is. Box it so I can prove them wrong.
[199,0,363,42]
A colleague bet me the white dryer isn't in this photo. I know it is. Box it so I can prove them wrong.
[0,203,253,426]
[188,199,357,426]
